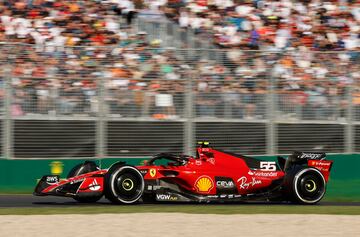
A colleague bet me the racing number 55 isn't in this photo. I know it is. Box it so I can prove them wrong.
[260,161,276,171]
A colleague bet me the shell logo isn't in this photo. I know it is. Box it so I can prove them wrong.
[195,176,214,193]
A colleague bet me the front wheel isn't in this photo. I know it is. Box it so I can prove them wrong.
[104,165,144,204]
[286,167,326,204]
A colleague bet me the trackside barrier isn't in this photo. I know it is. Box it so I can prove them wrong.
[0,154,359,201]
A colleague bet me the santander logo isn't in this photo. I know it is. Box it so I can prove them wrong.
[89,179,101,191]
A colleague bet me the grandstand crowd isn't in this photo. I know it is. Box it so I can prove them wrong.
[165,0,359,50]
[0,0,358,120]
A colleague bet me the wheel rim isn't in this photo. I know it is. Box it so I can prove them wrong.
[295,168,325,203]
[111,168,144,203]
[122,178,134,191]
[304,180,317,192]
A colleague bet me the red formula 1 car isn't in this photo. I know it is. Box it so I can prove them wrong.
[34,142,333,204]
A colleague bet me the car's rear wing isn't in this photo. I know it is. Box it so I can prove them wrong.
[291,151,326,160]
[284,151,326,170]
[284,151,333,182]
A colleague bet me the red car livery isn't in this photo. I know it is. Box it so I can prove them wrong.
[34,142,333,204]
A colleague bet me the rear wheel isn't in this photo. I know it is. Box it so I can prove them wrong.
[286,167,326,204]
[104,165,144,204]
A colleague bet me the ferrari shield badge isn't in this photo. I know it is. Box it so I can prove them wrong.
[149,168,156,177]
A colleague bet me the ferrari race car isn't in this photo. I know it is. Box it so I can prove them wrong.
[34,142,333,204]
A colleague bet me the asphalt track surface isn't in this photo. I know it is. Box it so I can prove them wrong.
[0,195,359,207]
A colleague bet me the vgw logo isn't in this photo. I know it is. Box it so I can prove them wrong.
[156,194,178,201]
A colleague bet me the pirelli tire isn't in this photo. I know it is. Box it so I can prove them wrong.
[285,167,326,204]
[104,165,145,204]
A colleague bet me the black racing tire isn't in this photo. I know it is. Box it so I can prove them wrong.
[73,195,103,203]
[104,165,144,204]
[286,167,326,204]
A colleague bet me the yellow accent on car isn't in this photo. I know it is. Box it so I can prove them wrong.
[195,176,213,193]
[307,180,317,192]
[150,168,156,177]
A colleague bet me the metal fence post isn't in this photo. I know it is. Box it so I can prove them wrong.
[184,64,195,156]
[3,61,13,159]
[96,75,106,159]
[266,58,277,155]
[346,84,354,153]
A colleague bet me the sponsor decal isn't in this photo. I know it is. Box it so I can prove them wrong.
[156,194,178,201]
[215,177,236,194]
[70,178,84,185]
[207,195,219,198]
[309,160,331,171]
[50,161,63,175]
[88,179,101,191]
[249,171,278,177]
[206,194,241,199]
[195,160,202,166]
[208,158,215,165]
[46,176,59,184]
[237,176,262,189]
[149,168,156,177]
[216,180,235,188]
[140,169,148,175]
[300,153,323,159]
[147,185,161,191]
[260,161,276,171]
[195,175,214,193]
[310,160,331,166]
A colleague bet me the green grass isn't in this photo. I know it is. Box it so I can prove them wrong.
[1,205,360,215]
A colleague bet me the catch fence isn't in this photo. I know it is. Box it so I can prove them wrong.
[0,43,359,158]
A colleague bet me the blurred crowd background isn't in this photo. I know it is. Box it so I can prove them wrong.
[0,0,358,120]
